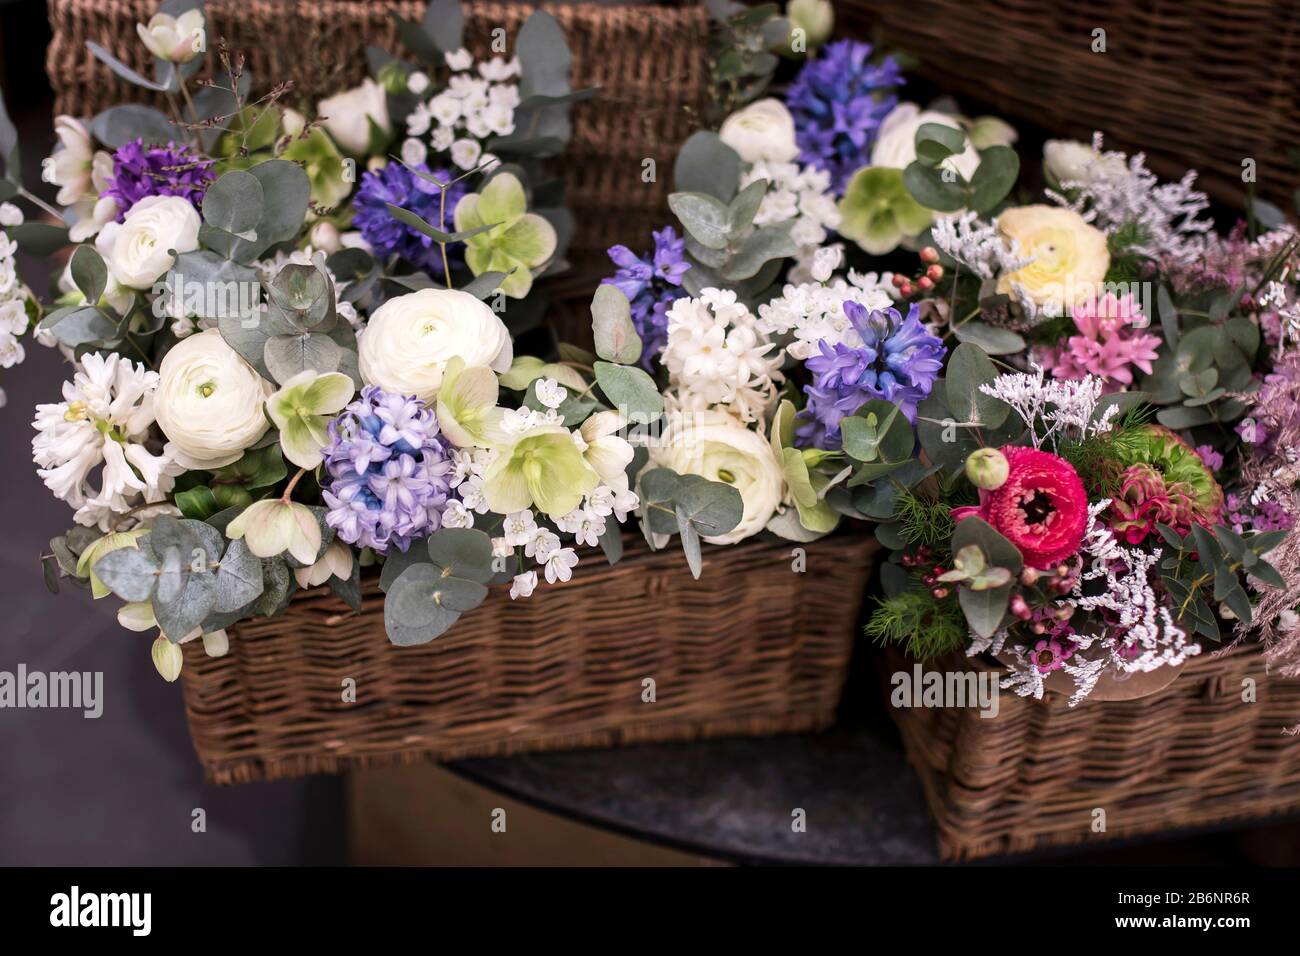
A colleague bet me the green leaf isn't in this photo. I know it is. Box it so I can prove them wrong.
[1249,559,1286,590]
[515,10,574,143]
[913,122,965,166]
[721,223,798,280]
[667,192,731,249]
[967,146,1020,214]
[593,361,664,421]
[213,538,264,613]
[389,13,441,63]
[422,0,465,53]
[1157,405,1215,430]
[902,161,966,213]
[0,88,20,185]
[86,40,172,92]
[675,476,744,538]
[40,307,117,348]
[202,169,264,240]
[93,546,159,603]
[590,284,642,365]
[8,222,70,256]
[945,342,1010,427]
[676,505,703,578]
[175,486,220,520]
[427,527,495,584]
[952,320,1025,355]
[598,520,624,565]
[673,131,740,202]
[384,564,462,645]
[69,245,108,305]
[726,178,767,238]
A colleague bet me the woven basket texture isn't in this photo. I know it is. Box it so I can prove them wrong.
[841,0,1300,207]
[180,532,878,784]
[45,0,712,273]
[884,642,1300,860]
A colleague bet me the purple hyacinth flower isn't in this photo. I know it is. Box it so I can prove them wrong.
[353,162,467,276]
[796,301,945,450]
[601,226,689,370]
[103,139,215,219]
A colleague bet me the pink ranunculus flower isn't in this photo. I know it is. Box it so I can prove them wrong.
[952,446,1089,569]
[1045,292,1161,391]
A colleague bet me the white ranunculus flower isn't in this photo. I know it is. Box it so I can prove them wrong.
[98,195,200,291]
[871,103,981,181]
[318,78,391,155]
[719,98,800,165]
[359,288,513,401]
[649,409,785,546]
[154,329,274,469]
[137,10,206,63]
[1043,139,1126,187]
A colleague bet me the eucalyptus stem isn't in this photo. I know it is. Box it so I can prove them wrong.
[438,182,451,289]
[18,186,62,220]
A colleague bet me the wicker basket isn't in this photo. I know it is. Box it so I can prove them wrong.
[843,0,1300,208]
[45,0,712,272]
[884,643,1300,860]
[181,531,878,784]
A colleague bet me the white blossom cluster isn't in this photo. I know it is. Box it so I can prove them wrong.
[1049,132,1213,266]
[930,210,1033,280]
[739,160,842,283]
[978,365,1117,449]
[974,503,1201,705]
[756,265,898,361]
[661,287,784,424]
[403,51,520,171]
[31,352,183,530]
[0,225,30,404]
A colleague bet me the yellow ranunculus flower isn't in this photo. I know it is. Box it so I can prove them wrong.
[995,205,1109,314]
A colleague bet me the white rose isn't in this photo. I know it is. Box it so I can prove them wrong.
[649,410,784,546]
[137,10,206,63]
[154,329,274,469]
[1043,139,1126,187]
[719,98,800,165]
[318,79,391,155]
[871,103,981,181]
[99,195,200,291]
[359,288,513,401]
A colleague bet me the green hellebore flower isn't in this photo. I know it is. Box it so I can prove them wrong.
[436,356,508,449]
[482,426,600,519]
[454,172,557,299]
[267,370,355,469]
[838,166,934,255]
[227,499,322,565]
[769,399,838,534]
[151,635,184,683]
[78,528,149,599]
[281,124,353,214]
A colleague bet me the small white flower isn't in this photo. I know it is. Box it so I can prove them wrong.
[406,102,433,137]
[458,475,490,513]
[445,48,474,71]
[573,510,606,548]
[441,499,474,528]
[0,202,22,227]
[543,547,579,584]
[450,138,482,171]
[535,378,567,410]
[503,509,538,547]
[810,246,842,283]
[431,125,455,152]
[478,57,520,82]
[482,103,516,137]
[586,486,615,518]
[400,137,429,168]
[509,570,537,600]
[491,536,513,559]
[429,93,462,127]
[407,71,431,95]
[555,508,585,534]
[525,527,561,561]
[478,152,501,174]
[612,490,640,523]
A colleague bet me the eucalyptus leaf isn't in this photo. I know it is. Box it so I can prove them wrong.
[946,342,1010,427]
[668,192,731,250]
[593,361,664,421]
[591,284,642,365]
[953,321,1025,355]
[70,245,108,305]
[427,527,495,584]
[967,146,1020,214]
[672,131,741,201]
[214,538,264,613]
[92,546,159,603]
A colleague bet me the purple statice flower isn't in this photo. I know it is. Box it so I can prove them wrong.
[796,301,944,449]
[103,139,214,219]
[322,386,454,553]
[1194,444,1224,472]
[786,40,903,194]
[353,162,467,276]
[602,226,689,369]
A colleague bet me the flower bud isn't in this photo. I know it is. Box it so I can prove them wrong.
[309,220,342,253]
[786,0,834,50]
[919,246,940,264]
[965,447,1010,490]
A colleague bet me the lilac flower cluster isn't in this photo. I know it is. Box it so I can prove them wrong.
[322,386,455,553]
[353,162,467,276]
[786,40,903,194]
[103,139,214,219]
[603,226,690,369]
[796,301,944,449]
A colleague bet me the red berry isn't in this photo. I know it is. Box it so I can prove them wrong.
[931,587,949,600]
[926,264,944,282]
[917,276,934,291]
[919,246,940,264]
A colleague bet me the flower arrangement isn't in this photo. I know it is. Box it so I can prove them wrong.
[5,0,656,679]
[853,118,1300,703]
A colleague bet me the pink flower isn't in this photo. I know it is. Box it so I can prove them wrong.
[1045,293,1161,391]
[952,446,1089,569]
[1194,444,1223,472]
[1030,638,1072,673]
